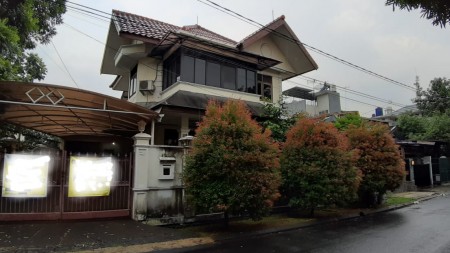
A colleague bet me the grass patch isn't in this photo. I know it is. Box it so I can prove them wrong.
[386,196,414,206]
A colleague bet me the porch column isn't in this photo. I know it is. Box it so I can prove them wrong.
[132,121,151,220]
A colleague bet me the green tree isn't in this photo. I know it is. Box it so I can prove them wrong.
[385,0,450,27]
[423,114,450,142]
[183,100,280,224]
[414,77,450,116]
[259,101,297,142]
[0,0,66,81]
[334,113,364,131]
[281,117,360,216]
[397,113,427,140]
[345,123,405,207]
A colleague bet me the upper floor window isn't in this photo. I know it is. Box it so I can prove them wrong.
[163,48,258,95]
[129,65,137,98]
[257,74,272,101]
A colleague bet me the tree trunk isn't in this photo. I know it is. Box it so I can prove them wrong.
[310,207,315,217]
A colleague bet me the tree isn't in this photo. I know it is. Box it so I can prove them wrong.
[396,113,427,140]
[281,117,360,216]
[0,122,60,152]
[385,0,450,27]
[183,100,280,224]
[346,122,405,206]
[259,101,297,142]
[414,77,450,116]
[334,113,364,131]
[0,0,66,81]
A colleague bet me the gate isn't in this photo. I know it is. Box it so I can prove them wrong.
[0,151,133,221]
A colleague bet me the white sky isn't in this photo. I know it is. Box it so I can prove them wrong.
[35,0,450,117]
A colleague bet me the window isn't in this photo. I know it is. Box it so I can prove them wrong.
[181,55,194,83]
[221,65,236,90]
[163,48,259,96]
[163,52,180,89]
[129,66,137,98]
[206,62,220,87]
[247,70,256,93]
[237,68,246,91]
[195,58,206,85]
[257,74,272,101]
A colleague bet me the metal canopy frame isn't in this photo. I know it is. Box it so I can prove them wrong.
[0,81,158,138]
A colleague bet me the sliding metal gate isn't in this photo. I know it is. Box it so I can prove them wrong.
[0,151,132,221]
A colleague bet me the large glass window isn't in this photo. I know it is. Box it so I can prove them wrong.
[181,55,194,83]
[237,68,246,91]
[163,52,180,89]
[246,70,256,94]
[206,62,220,87]
[257,74,272,101]
[163,48,260,96]
[194,58,206,85]
[221,65,236,90]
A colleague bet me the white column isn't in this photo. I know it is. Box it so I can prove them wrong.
[132,132,151,221]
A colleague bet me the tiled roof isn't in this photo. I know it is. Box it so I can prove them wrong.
[112,10,236,45]
[181,25,236,45]
[112,10,179,40]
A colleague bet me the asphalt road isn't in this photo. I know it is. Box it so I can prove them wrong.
[180,195,450,253]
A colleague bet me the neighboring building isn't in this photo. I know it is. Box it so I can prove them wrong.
[283,83,341,116]
[101,10,318,145]
[370,104,419,127]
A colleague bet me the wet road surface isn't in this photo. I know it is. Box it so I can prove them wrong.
[180,195,450,253]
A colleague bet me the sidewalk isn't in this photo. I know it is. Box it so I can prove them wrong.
[0,186,448,253]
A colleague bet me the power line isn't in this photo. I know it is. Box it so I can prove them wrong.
[61,2,411,109]
[50,41,79,88]
[198,0,416,92]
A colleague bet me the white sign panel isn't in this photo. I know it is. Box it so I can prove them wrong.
[2,154,50,198]
[68,156,114,197]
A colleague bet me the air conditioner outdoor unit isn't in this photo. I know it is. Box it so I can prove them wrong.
[139,80,155,95]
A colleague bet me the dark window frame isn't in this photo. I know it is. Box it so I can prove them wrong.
[129,65,137,98]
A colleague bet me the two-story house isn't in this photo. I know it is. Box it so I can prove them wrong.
[101,10,318,146]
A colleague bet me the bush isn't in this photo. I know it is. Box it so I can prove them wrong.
[183,100,280,222]
[281,118,360,216]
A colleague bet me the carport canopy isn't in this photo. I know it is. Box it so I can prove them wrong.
[0,81,158,138]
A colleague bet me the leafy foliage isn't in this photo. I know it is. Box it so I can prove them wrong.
[414,77,450,116]
[281,118,360,215]
[183,100,281,221]
[396,113,427,140]
[0,122,60,152]
[259,102,297,142]
[0,0,66,81]
[345,123,405,206]
[385,0,450,27]
[334,113,364,131]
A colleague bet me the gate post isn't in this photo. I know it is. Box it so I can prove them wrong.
[132,121,151,221]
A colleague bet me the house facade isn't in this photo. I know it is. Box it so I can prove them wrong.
[100,10,318,221]
[101,10,317,145]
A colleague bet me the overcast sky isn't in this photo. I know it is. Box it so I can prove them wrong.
[35,0,450,117]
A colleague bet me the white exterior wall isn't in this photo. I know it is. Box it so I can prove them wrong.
[244,35,296,74]
[317,94,330,114]
[132,132,186,220]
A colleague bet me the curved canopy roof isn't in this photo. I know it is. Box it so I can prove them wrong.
[0,81,158,138]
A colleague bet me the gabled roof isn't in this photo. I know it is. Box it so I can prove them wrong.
[238,15,286,46]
